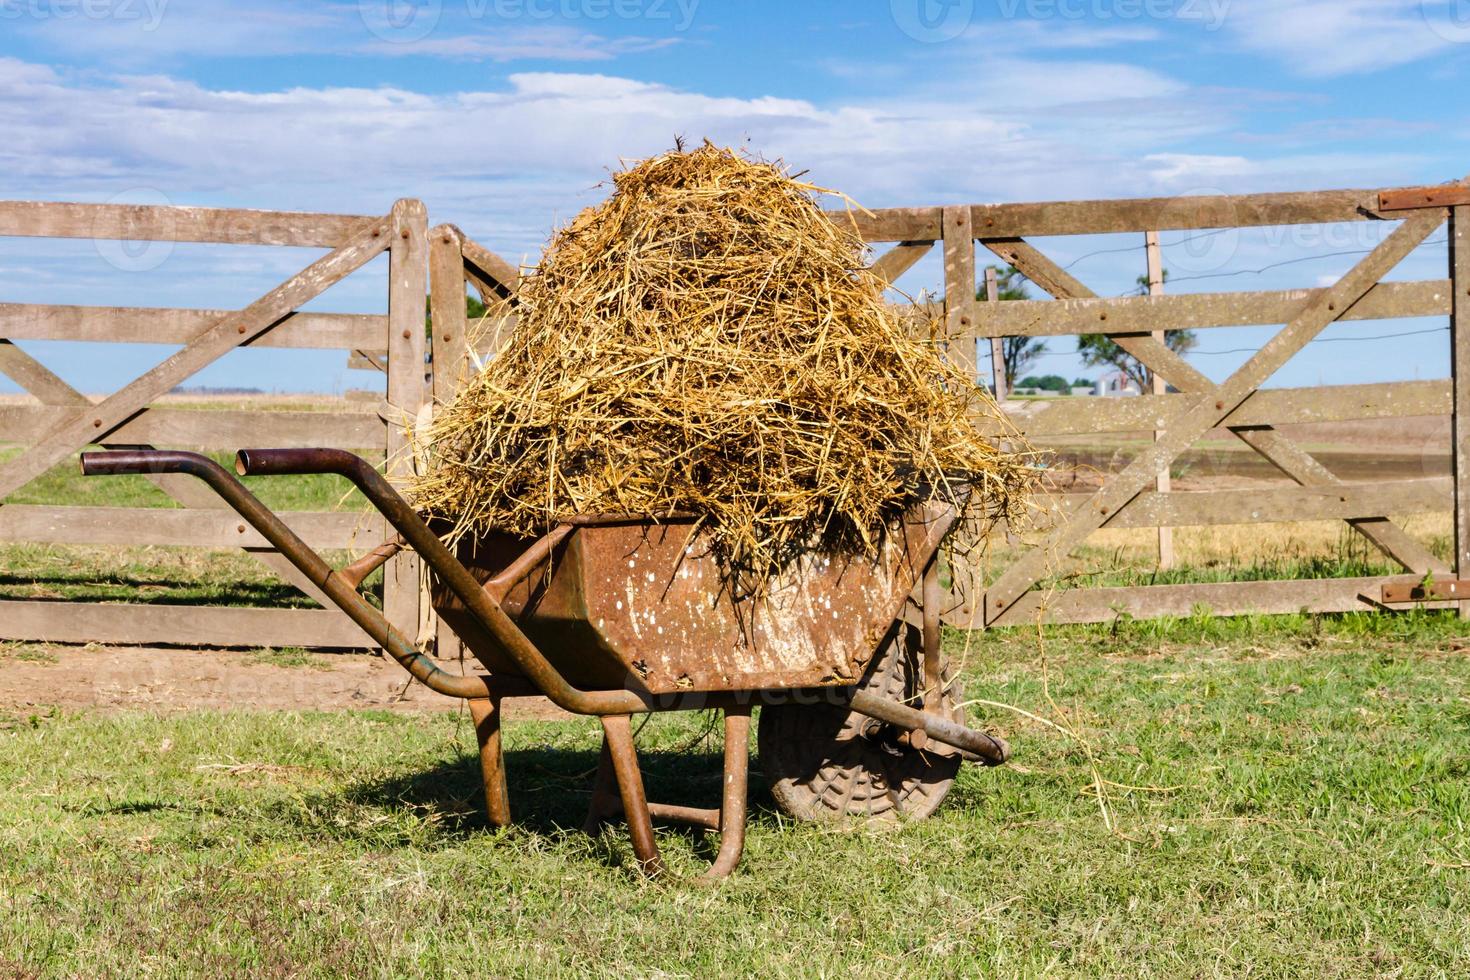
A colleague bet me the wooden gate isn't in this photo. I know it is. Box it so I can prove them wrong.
[843,181,1470,625]
[0,199,429,648]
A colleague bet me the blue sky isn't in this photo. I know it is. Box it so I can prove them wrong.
[2,0,1469,394]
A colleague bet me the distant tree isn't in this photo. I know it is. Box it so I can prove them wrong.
[1016,374,1071,392]
[1072,376,1093,388]
[976,265,1047,390]
[1077,269,1196,391]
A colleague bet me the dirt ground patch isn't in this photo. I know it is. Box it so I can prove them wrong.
[0,643,571,720]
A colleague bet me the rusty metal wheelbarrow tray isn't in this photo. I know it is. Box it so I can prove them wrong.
[435,508,955,696]
[80,447,1009,880]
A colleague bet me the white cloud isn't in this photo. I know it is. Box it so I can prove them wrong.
[1143,152,1256,183]
[0,53,1438,265]
[1140,150,1429,190]
[9,0,684,65]
[965,56,1185,107]
[1222,0,1457,76]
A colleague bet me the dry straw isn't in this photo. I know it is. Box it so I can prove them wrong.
[412,142,1034,583]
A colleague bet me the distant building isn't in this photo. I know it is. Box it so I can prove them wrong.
[1094,370,1141,397]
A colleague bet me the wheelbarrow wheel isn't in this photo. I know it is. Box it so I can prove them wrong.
[758,624,963,823]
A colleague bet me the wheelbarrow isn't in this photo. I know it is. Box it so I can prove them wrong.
[81,448,1010,879]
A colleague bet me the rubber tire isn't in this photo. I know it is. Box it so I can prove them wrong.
[759,623,963,823]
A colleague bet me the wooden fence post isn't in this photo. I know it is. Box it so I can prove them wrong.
[385,199,429,646]
[427,224,468,661]
[942,205,977,382]
[1145,230,1174,569]
[984,265,1006,400]
[428,225,468,407]
[1452,206,1470,618]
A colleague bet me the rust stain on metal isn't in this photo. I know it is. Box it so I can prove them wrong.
[1377,184,1470,211]
[1380,578,1470,603]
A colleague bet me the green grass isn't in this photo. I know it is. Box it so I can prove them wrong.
[0,642,59,665]
[1028,525,1456,592]
[0,543,323,607]
[1050,545,1414,590]
[3,615,1469,976]
[242,646,331,670]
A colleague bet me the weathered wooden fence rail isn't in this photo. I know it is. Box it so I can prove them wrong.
[0,199,429,649]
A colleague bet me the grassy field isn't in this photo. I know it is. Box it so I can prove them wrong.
[3,614,1470,976]
[3,419,1468,973]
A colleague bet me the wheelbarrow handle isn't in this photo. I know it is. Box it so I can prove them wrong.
[78,449,491,701]
[234,449,657,716]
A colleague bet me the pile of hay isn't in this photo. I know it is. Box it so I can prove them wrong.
[412,142,1033,580]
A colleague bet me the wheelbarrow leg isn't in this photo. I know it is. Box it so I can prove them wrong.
[467,697,511,828]
[705,705,751,881]
[599,714,666,877]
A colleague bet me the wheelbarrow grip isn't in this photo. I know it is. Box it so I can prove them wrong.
[234,448,355,477]
[82,449,201,477]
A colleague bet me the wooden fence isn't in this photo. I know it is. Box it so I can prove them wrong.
[0,199,429,648]
[842,181,1470,625]
[4,179,1466,653]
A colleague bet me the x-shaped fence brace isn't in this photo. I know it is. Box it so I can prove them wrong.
[909,205,1453,625]
[0,200,429,637]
